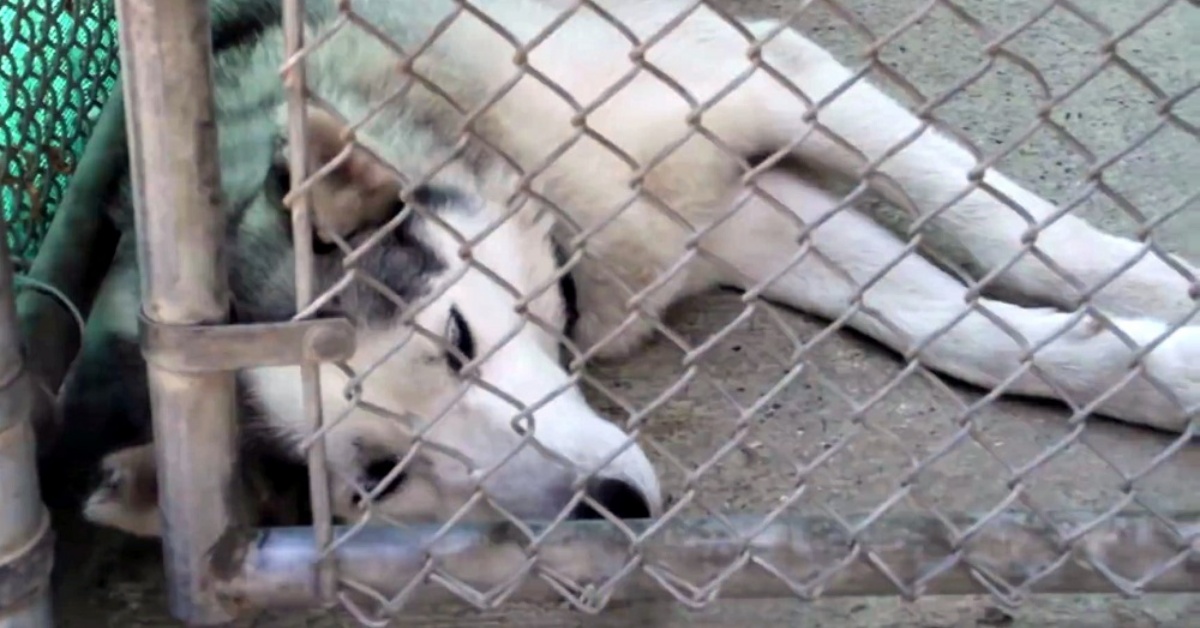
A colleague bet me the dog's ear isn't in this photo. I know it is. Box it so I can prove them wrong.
[296,108,402,241]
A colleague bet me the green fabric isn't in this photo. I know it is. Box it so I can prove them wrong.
[1,0,120,261]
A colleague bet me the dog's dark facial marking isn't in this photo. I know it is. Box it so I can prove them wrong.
[265,158,291,209]
[316,215,445,326]
[353,457,408,507]
[409,184,466,210]
[210,0,286,52]
[552,242,580,342]
[444,306,476,373]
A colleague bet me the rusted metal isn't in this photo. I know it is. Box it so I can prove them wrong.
[0,214,53,627]
[138,314,357,373]
[0,518,53,611]
[281,0,340,606]
[115,0,243,624]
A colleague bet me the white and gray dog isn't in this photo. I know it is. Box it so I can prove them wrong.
[44,0,1199,538]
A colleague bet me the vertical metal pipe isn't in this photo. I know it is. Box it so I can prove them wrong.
[115,0,241,624]
[0,215,54,628]
[281,0,338,605]
[17,88,126,445]
[0,592,52,628]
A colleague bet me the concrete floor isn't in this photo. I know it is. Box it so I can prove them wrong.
[49,0,1199,626]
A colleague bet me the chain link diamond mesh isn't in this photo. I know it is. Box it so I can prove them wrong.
[1,0,120,263]
[276,0,1200,619]
[161,0,1200,622]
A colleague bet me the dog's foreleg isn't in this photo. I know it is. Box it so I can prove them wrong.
[743,24,1197,324]
[83,443,163,538]
[708,169,1199,432]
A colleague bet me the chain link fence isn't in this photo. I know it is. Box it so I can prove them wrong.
[116,0,1200,625]
[0,2,121,626]
[2,0,120,262]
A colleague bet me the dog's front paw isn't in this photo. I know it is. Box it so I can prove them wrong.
[1094,320,1200,433]
[1139,324,1200,432]
[82,444,163,538]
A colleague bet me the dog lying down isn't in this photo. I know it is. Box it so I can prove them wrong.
[58,0,1199,538]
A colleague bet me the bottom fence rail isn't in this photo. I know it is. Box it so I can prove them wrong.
[212,512,1200,615]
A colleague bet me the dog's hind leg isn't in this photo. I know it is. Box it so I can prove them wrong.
[739,23,1197,324]
[707,169,1200,433]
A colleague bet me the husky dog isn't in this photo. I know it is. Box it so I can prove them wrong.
[55,0,1199,537]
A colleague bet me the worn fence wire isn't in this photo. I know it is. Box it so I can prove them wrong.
[148,0,1200,623]
[256,0,1200,620]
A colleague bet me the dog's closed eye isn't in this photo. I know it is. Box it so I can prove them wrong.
[444,305,476,373]
[266,158,291,208]
[352,456,409,507]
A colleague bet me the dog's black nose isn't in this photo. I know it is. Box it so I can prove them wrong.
[570,477,651,520]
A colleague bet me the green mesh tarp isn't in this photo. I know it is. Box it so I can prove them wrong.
[1,0,120,262]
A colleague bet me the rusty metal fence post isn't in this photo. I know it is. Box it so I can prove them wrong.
[0,216,53,628]
[115,0,242,624]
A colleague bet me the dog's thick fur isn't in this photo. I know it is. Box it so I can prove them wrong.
[49,0,1200,537]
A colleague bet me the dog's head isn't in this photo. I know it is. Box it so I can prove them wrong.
[227,108,662,526]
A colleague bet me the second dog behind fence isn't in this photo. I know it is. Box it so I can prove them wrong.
[45,0,1197,548]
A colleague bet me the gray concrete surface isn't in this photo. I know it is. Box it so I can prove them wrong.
[51,0,1199,626]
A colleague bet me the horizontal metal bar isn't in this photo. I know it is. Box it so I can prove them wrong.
[139,313,356,373]
[213,512,1200,613]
